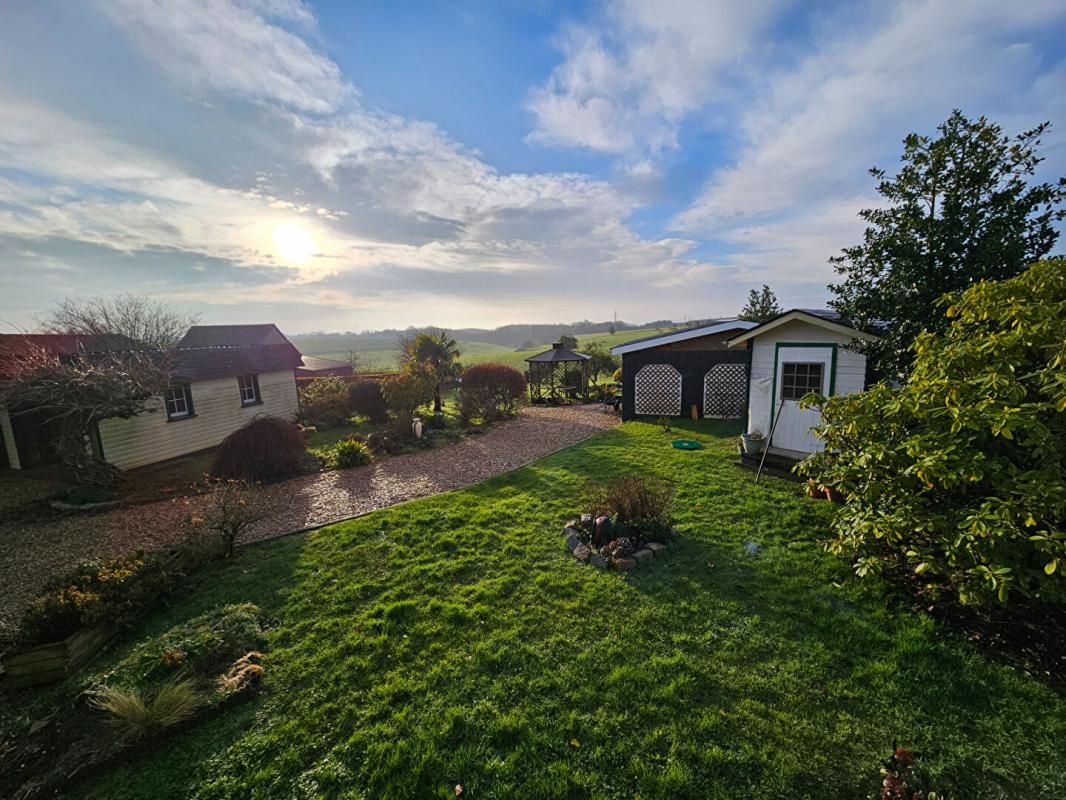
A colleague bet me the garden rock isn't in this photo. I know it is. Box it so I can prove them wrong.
[589,555,607,569]
[612,557,636,571]
[632,548,654,562]
[566,533,582,552]
[647,542,668,555]
[562,526,582,539]
[573,544,591,563]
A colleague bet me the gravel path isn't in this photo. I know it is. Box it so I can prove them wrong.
[0,405,618,640]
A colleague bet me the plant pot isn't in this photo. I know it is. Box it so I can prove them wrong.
[740,434,765,455]
[805,480,824,499]
[823,486,844,504]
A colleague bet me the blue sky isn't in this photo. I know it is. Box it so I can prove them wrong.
[0,0,1064,335]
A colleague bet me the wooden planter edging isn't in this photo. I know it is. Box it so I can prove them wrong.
[1,549,191,690]
[2,621,117,689]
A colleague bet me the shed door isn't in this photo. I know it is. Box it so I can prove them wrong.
[771,347,832,453]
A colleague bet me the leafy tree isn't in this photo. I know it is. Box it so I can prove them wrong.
[399,330,462,414]
[583,342,619,383]
[738,285,782,322]
[829,111,1066,381]
[799,260,1066,606]
[558,334,578,351]
[41,293,198,350]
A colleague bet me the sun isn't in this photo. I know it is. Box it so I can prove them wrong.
[272,223,315,264]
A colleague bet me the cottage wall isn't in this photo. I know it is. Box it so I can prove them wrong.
[97,369,299,470]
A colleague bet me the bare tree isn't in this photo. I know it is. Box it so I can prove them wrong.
[40,294,199,350]
[0,345,170,485]
[343,346,362,373]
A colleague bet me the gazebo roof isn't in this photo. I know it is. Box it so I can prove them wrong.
[526,342,592,363]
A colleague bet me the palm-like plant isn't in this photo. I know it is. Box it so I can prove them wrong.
[399,330,462,414]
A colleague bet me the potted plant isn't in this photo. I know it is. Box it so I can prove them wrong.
[740,429,765,455]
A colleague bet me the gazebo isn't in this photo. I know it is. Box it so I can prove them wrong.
[525,342,592,403]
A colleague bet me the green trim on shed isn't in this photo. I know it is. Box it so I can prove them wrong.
[768,342,839,435]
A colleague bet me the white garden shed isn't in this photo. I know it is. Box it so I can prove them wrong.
[727,310,877,459]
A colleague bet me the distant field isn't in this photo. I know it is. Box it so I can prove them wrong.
[291,326,682,372]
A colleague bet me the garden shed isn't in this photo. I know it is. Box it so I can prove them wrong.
[610,320,757,421]
[727,309,877,459]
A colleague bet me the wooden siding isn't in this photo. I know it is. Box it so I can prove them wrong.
[98,370,298,470]
[746,319,867,439]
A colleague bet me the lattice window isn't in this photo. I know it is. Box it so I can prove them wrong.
[634,364,682,416]
[703,364,747,419]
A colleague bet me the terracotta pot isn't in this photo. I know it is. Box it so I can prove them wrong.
[823,486,844,504]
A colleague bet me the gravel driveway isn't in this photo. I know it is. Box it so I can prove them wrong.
[0,404,618,640]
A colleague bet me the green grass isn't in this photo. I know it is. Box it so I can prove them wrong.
[75,420,1065,799]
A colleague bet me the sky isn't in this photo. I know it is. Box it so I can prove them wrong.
[0,0,1064,335]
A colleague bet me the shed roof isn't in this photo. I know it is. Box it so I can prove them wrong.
[299,355,354,373]
[178,324,296,350]
[726,309,879,346]
[171,344,302,381]
[526,343,591,363]
[610,319,756,355]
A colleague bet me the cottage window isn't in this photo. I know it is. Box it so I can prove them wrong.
[164,383,194,419]
[781,362,824,401]
[238,374,261,405]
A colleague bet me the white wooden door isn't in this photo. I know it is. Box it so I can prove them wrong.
[771,347,833,453]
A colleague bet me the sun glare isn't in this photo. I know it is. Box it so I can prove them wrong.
[272,223,315,264]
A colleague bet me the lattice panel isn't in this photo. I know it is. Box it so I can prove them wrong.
[634,364,682,416]
[703,364,747,419]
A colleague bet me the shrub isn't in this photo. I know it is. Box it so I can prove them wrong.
[347,380,388,423]
[798,260,1066,605]
[601,537,635,561]
[332,439,373,468]
[104,603,268,686]
[211,416,305,482]
[89,677,202,741]
[585,475,673,537]
[199,479,267,557]
[19,554,174,645]
[381,367,435,424]
[299,376,350,428]
[459,363,527,422]
[612,367,622,383]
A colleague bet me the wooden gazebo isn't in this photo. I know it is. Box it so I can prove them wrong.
[525,342,591,403]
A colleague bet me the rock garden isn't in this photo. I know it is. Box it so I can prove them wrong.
[561,475,677,570]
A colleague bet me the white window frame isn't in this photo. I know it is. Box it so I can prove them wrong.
[164,384,193,420]
[238,373,261,406]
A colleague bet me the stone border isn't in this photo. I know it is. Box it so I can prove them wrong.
[562,523,677,571]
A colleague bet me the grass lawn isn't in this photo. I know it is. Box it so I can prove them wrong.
[76,419,1065,799]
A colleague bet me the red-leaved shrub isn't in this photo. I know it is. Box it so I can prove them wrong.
[211,416,305,482]
[459,363,526,422]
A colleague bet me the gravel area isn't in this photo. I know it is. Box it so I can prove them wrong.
[0,404,618,640]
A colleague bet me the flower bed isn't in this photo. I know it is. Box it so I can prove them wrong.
[561,513,677,571]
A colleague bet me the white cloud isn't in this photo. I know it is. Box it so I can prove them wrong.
[527,0,785,154]
[675,0,1066,231]
[96,0,349,113]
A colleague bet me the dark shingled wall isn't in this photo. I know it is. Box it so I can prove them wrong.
[620,340,751,421]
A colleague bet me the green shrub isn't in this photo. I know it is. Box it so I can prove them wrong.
[89,677,202,741]
[798,260,1066,605]
[102,603,268,687]
[211,416,305,482]
[381,368,435,425]
[333,439,373,468]
[299,376,350,428]
[348,380,388,423]
[19,554,175,645]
